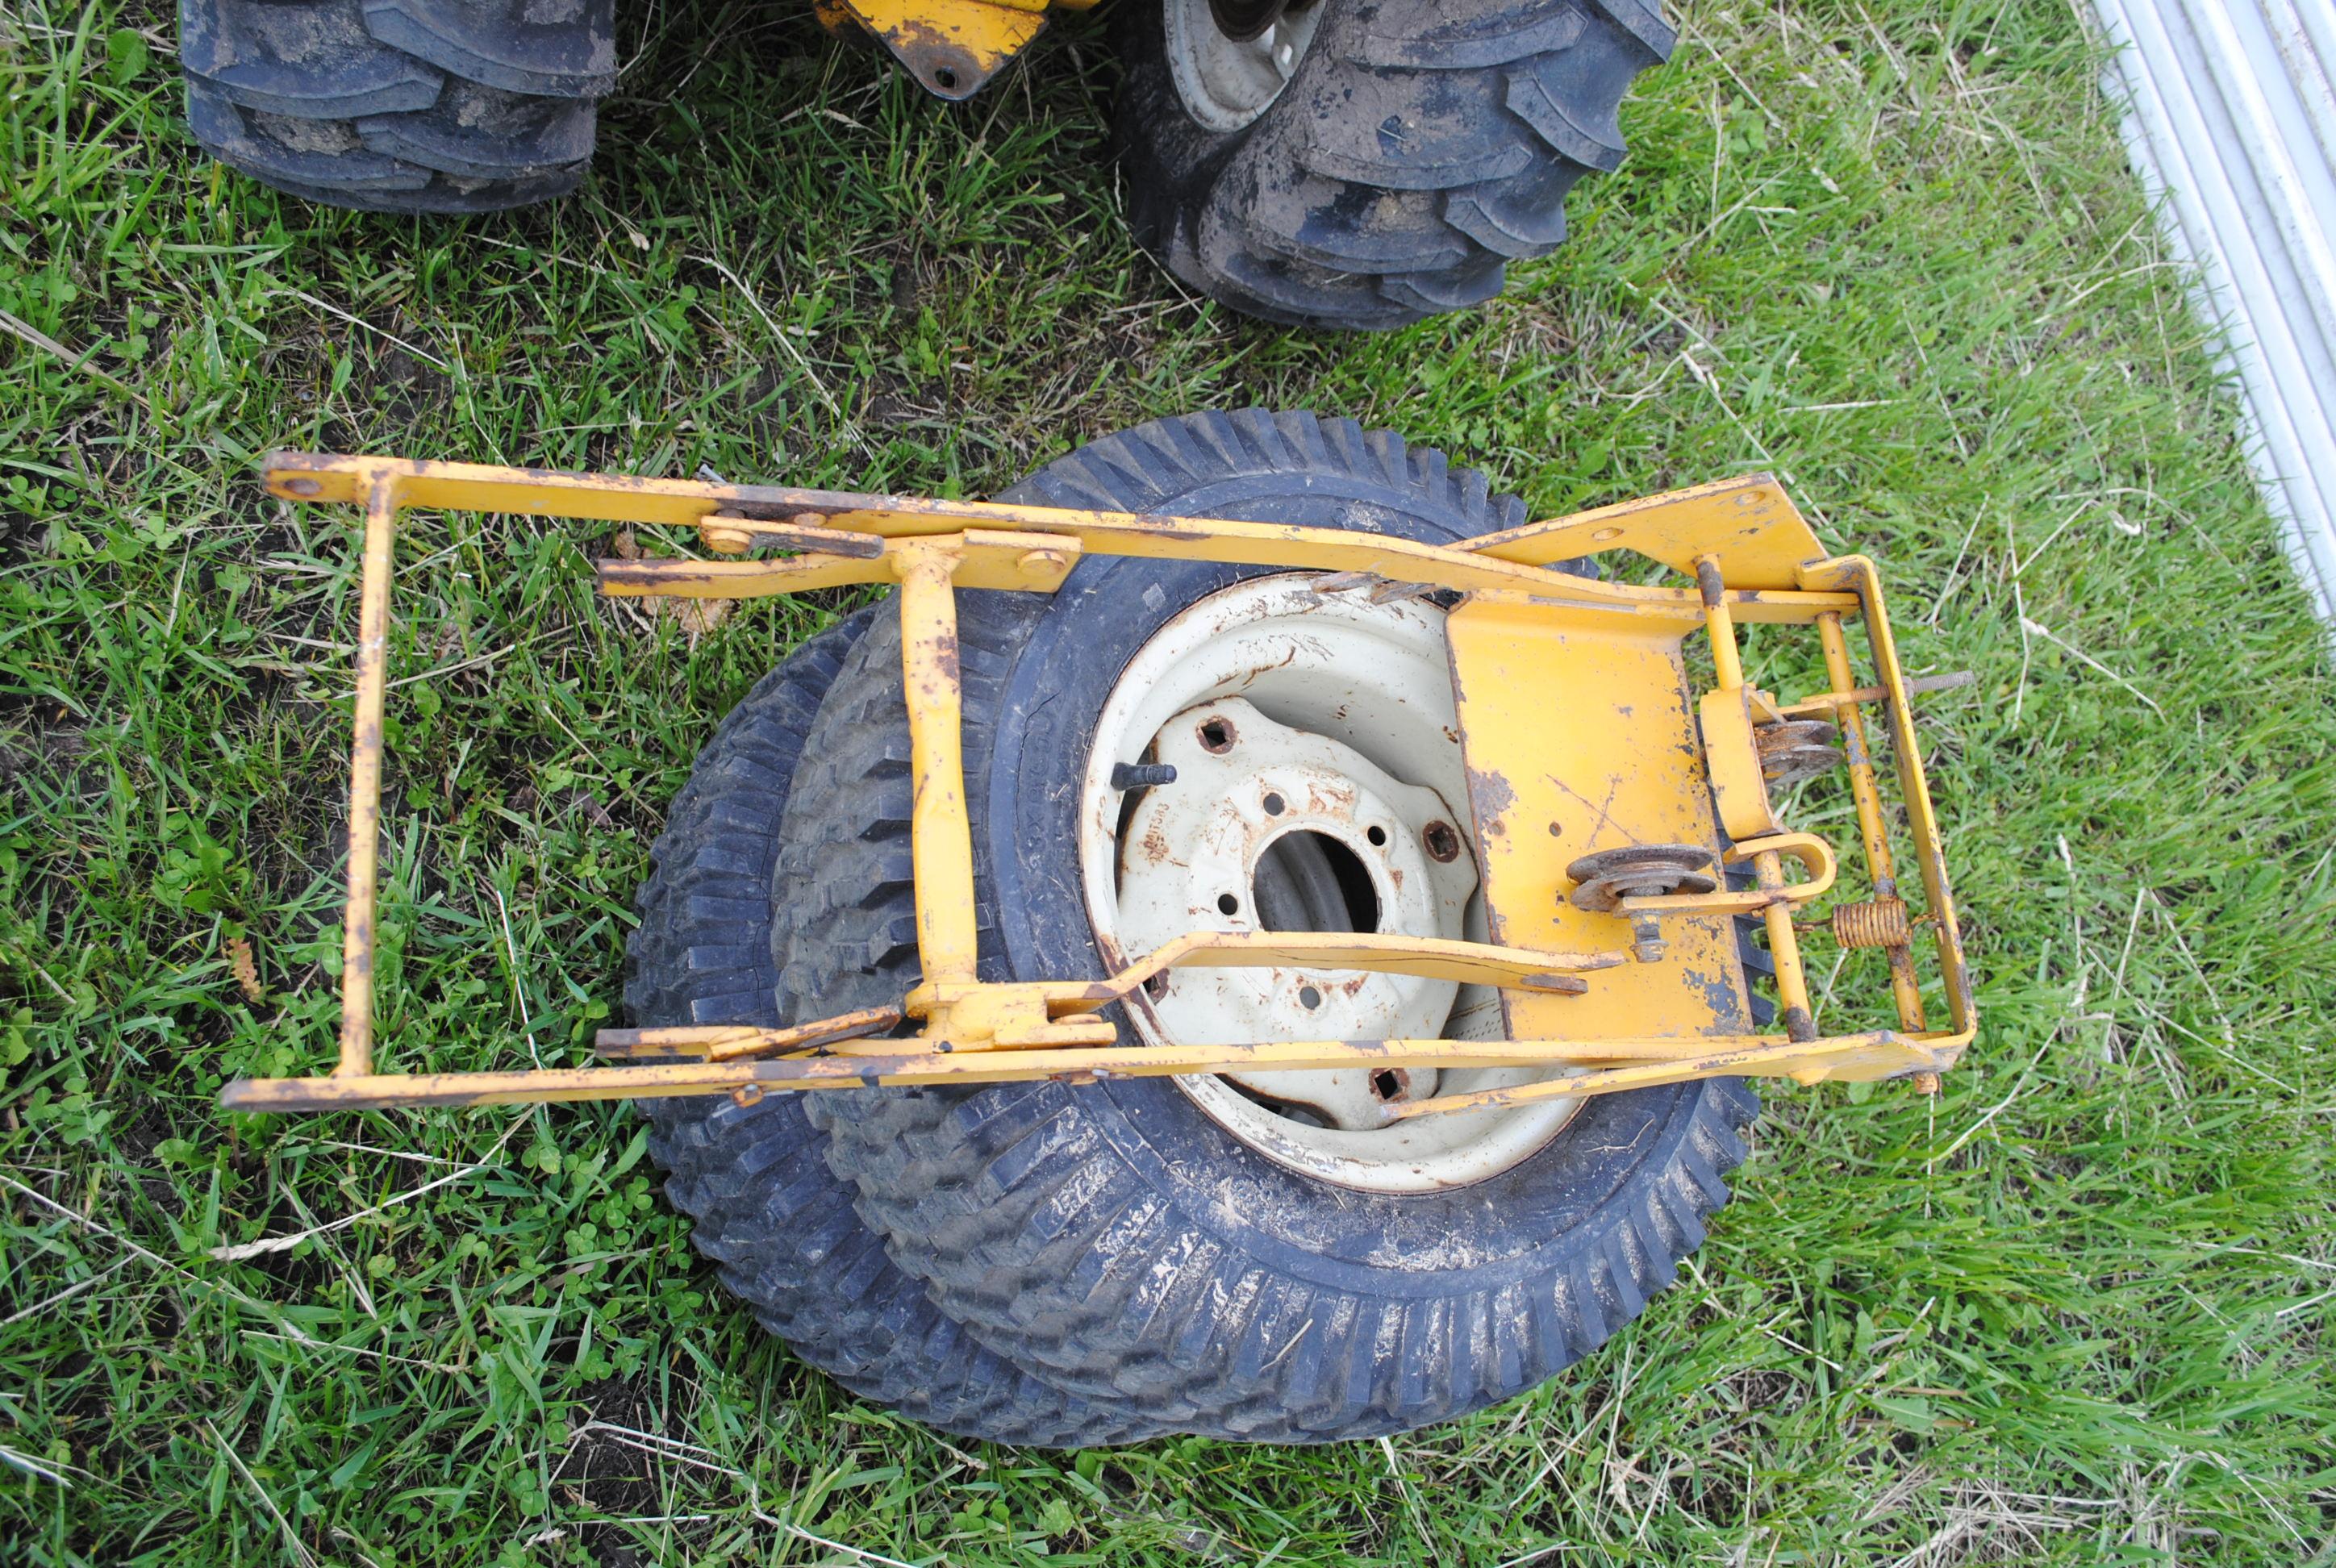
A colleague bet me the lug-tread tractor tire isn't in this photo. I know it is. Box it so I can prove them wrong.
[179,0,611,213]
[1117,0,1676,330]
[782,410,1762,1442]
[627,609,1166,1449]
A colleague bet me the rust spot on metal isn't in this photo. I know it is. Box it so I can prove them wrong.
[1464,763,1516,832]
[1133,515,1216,541]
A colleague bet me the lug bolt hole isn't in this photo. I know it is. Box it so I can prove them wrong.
[1370,1070,1406,1101]
[1218,892,1240,915]
[1299,985,1321,1009]
[1366,824,1387,846]
[1262,791,1285,815]
[1423,821,1461,862]
[1199,717,1237,753]
[1144,974,1170,999]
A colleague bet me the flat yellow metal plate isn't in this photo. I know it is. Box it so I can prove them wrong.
[1445,599,1754,1042]
[844,0,1046,98]
[1465,473,1827,590]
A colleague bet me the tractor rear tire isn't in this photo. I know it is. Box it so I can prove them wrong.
[628,609,1168,1448]
[782,410,1762,1441]
[1117,0,1675,330]
[179,0,612,213]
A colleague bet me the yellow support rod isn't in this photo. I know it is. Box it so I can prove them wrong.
[217,1028,1962,1113]
[1381,1028,1954,1122]
[1697,553,1816,1041]
[1755,849,1818,1040]
[1098,929,1628,998]
[336,471,401,1078]
[895,540,981,993]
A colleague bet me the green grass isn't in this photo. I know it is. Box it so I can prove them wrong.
[5,0,2334,1560]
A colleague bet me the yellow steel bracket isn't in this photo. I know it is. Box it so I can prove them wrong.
[218,455,1975,1120]
[816,0,1088,99]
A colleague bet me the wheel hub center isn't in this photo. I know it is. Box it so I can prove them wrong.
[1115,696,1478,1130]
[1164,0,1323,133]
[1079,573,1584,1191]
[1206,0,1289,42]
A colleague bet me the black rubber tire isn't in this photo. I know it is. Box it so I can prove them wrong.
[781,409,1762,1442]
[1116,0,1675,330]
[178,0,611,213]
[627,609,1168,1449]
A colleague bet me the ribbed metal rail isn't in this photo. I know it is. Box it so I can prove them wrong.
[2092,0,2336,631]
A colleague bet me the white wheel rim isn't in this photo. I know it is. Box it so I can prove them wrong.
[1078,575,1581,1194]
[1163,0,1323,134]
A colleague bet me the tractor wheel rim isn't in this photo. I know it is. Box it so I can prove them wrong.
[1078,574,1581,1194]
[1164,0,1322,133]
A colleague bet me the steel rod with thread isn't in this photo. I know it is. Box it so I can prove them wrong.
[336,472,400,1078]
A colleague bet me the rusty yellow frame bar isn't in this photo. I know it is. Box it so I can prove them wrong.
[218,453,1975,1118]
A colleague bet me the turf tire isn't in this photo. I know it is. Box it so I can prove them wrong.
[628,608,1167,1448]
[179,0,611,213]
[783,409,1762,1441]
[1117,0,1676,329]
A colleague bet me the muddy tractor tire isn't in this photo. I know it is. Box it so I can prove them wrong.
[627,608,1171,1448]
[762,410,1761,1441]
[1116,0,1676,329]
[179,0,614,213]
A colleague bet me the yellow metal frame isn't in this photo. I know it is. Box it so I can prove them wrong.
[218,454,1975,1118]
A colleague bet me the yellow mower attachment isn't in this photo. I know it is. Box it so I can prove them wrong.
[219,455,1975,1117]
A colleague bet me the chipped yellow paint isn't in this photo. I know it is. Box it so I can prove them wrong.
[1442,599,1756,1048]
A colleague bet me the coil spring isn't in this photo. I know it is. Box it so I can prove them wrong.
[1831,896,1913,949]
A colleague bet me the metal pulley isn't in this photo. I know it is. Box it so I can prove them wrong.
[1565,844,1721,964]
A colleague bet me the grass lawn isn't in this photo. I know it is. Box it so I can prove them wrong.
[5,0,2334,1560]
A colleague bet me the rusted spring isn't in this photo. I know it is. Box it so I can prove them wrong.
[1830,896,1913,949]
